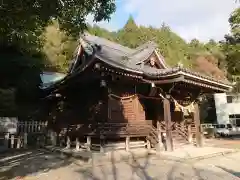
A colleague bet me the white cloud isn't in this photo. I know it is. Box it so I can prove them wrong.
[86,14,119,31]
[124,0,238,41]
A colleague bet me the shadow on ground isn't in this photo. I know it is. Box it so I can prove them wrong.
[217,166,240,178]
[74,151,239,180]
[0,149,73,180]
[0,149,239,180]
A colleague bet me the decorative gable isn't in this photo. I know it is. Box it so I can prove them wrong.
[142,51,167,69]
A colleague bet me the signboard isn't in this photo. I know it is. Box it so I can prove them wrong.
[0,117,18,134]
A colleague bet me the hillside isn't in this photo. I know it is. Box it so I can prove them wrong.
[41,17,228,81]
[87,17,227,80]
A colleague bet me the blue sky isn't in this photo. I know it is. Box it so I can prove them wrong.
[87,0,239,42]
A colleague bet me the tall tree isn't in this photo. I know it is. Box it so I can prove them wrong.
[41,20,77,72]
[0,0,116,117]
[221,8,240,92]
[116,15,144,48]
[0,0,116,49]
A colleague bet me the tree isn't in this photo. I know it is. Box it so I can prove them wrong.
[0,0,116,117]
[0,46,43,117]
[229,8,240,42]
[116,16,145,48]
[221,8,240,87]
[0,0,116,48]
[88,18,226,79]
[41,20,77,72]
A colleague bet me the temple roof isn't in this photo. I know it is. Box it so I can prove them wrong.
[79,33,232,88]
[80,33,166,73]
[44,33,232,94]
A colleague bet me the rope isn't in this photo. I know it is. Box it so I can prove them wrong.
[108,93,137,100]
[173,98,195,113]
[109,93,163,100]
[108,93,196,113]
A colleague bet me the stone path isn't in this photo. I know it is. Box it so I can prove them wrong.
[0,150,240,180]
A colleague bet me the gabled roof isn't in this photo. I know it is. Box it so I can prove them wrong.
[45,33,232,94]
[80,33,167,72]
[78,33,232,91]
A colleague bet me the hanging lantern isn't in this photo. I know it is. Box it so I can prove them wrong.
[100,80,106,87]
[94,63,101,69]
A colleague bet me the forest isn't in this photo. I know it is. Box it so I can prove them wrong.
[0,0,239,121]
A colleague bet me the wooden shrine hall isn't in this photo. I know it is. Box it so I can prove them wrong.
[43,33,232,152]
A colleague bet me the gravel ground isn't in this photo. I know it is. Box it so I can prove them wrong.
[0,149,240,180]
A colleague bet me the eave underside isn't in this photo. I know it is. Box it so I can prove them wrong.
[96,63,231,93]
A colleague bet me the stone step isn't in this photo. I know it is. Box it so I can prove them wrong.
[91,141,146,152]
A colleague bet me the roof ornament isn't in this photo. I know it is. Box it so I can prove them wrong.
[94,44,102,51]
[150,56,155,66]
[177,61,183,68]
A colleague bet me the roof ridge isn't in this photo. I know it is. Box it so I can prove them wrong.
[178,67,232,86]
[131,41,157,56]
[81,32,133,56]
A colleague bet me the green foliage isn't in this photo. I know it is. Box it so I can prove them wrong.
[87,16,225,72]
[0,0,116,117]
[116,16,145,48]
[0,0,116,45]
[0,46,43,117]
[229,8,240,40]
[0,89,16,116]
[41,20,77,72]
[221,8,240,91]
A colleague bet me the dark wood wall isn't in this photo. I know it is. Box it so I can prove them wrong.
[107,83,146,123]
[108,95,146,122]
[46,79,186,133]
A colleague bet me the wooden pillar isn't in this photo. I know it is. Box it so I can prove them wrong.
[59,133,63,147]
[4,132,9,149]
[16,136,21,149]
[156,121,162,151]
[100,135,105,153]
[11,135,14,148]
[76,138,80,151]
[66,136,71,149]
[125,136,130,152]
[146,139,151,150]
[86,136,91,151]
[163,96,173,151]
[193,102,203,147]
[187,124,192,143]
[50,131,57,146]
[24,133,28,148]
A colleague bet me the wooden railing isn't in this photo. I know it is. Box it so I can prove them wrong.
[17,121,48,133]
[58,121,192,148]
[65,122,153,137]
[173,123,189,141]
[159,121,189,141]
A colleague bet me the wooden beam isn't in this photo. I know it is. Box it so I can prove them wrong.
[138,95,163,100]
[148,87,157,96]
[193,102,203,147]
[143,76,184,84]
[163,97,173,151]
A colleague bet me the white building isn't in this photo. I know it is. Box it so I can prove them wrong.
[214,93,240,126]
